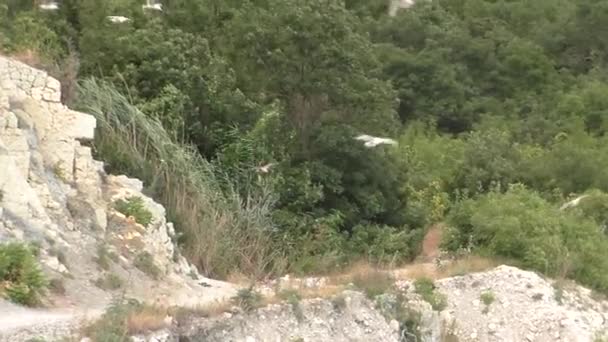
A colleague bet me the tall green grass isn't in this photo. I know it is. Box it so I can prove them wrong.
[76,79,284,279]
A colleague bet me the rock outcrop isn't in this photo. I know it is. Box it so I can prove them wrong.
[129,265,608,342]
[180,291,399,342]
[396,265,608,342]
[0,56,236,341]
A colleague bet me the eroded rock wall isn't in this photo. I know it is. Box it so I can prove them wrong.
[0,56,234,319]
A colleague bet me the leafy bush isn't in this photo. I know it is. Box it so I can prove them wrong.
[347,224,420,264]
[575,190,608,232]
[445,184,608,293]
[453,129,522,195]
[0,243,47,306]
[114,196,153,227]
[414,277,447,311]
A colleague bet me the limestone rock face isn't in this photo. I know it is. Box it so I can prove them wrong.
[396,265,608,342]
[0,55,198,278]
[0,57,234,342]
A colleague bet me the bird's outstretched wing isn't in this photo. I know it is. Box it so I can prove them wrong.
[355,134,375,142]
[559,194,590,210]
[381,138,398,145]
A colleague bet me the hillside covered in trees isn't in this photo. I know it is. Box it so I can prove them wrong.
[2,0,608,293]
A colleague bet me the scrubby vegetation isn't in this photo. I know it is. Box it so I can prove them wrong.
[351,269,395,299]
[446,185,608,292]
[414,277,447,311]
[134,252,161,280]
[84,298,169,341]
[94,244,117,271]
[0,243,47,306]
[3,0,608,293]
[232,288,263,312]
[114,196,153,226]
[94,273,124,290]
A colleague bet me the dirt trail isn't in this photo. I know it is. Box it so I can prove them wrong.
[0,300,104,341]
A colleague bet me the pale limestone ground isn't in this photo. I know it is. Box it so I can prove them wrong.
[396,265,608,342]
[179,291,400,342]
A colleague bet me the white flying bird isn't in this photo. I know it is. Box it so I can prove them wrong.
[255,163,275,174]
[559,195,590,210]
[107,16,131,23]
[355,134,398,148]
[143,0,163,11]
[39,1,59,10]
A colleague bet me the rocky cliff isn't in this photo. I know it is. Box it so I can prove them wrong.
[0,56,236,341]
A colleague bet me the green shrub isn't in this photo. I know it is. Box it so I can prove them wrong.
[446,184,608,293]
[134,252,161,280]
[414,277,447,311]
[347,224,420,264]
[0,243,47,306]
[114,196,153,226]
[84,298,138,342]
[480,291,495,306]
[453,129,522,196]
[576,190,608,231]
[232,288,262,312]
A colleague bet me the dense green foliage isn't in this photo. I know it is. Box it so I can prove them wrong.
[0,243,47,306]
[446,185,608,291]
[3,0,608,291]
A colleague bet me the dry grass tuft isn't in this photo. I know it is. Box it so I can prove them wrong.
[392,262,438,280]
[171,300,234,324]
[226,272,252,286]
[437,255,501,278]
[127,306,170,334]
[9,49,45,68]
[298,285,345,300]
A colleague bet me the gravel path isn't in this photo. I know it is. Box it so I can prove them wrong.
[0,300,104,341]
